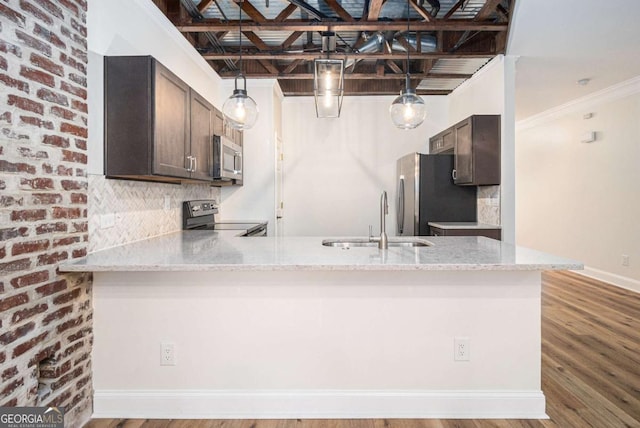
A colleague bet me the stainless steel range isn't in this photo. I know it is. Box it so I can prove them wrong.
[182,200,267,236]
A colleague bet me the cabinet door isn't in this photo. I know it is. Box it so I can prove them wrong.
[442,129,455,153]
[213,108,224,136]
[190,91,214,181]
[454,119,473,184]
[429,136,443,153]
[153,62,190,178]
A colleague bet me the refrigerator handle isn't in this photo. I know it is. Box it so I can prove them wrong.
[398,177,405,234]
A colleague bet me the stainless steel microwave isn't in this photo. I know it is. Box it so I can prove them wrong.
[212,135,242,182]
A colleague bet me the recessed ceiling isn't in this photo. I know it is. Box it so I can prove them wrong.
[507,0,640,120]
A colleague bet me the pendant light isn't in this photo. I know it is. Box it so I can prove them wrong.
[223,0,259,130]
[313,32,345,118]
[389,0,427,129]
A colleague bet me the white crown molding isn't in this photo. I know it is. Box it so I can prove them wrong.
[516,75,640,132]
[93,389,547,419]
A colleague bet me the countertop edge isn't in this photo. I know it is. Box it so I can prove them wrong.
[60,263,584,273]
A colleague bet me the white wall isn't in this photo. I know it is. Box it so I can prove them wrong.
[87,0,225,175]
[219,81,278,230]
[92,269,545,418]
[86,0,230,250]
[281,95,449,236]
[448,55,517,243]
[516,77,640,292]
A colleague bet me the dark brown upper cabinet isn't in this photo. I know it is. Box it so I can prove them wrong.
[104,55,214,183]
[429,128,454,154]
[429,115,500,186]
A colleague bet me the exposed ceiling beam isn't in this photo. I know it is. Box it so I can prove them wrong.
[197,0,215,14]
[242,31,271,51]
[281,31,303,49]
[178,20,508,32]
[278,78,428,93]
[409,0,434,22]
[257,59,280,74]
[443,0,464,20]
[286,0,331,21]
[282,59,304,74]
[385,60,403,74]
[203,51,494,60]
[237,0,267,22]
[367,0,386,21]
[474,0,502,21]
[324,0,355,22]
[275,3,298,21]
[394,34,414,53]
[218,71,474,79]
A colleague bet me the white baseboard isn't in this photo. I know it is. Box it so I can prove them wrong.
[93,389,548,419]
[575,267,640,294]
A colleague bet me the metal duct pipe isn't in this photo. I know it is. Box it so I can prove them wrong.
[346,32,385,70]
[356,32,385,54]
[391,33,437,53]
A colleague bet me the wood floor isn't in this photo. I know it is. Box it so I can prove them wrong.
[85,271,640,428]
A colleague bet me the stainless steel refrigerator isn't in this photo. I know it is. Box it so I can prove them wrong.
[397,153,477,236]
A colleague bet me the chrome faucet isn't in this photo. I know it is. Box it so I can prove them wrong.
[369,191,389,249]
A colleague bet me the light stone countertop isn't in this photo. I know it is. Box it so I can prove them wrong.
[428,222,502,230]
[59,231,583,272]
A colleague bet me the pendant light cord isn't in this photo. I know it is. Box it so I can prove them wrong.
[239,0,243,75]
[406,0,410,89]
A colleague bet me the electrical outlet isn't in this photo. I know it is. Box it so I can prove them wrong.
[454,337,470,361]
[622,255,630,267]
[160,343,176,366]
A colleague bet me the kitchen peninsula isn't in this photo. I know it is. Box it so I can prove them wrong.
[61,232,581,420]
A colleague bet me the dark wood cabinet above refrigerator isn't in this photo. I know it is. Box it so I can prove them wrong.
[104,55,215,184]
[429,115,501,186]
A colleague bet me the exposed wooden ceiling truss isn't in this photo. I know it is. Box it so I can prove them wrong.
[153,0,515,96]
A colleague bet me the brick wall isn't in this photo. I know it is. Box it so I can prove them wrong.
[0,0,92,426]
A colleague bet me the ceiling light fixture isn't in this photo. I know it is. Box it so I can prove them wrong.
[389,0,427,129]
[222,0,258,130]
[314,32,344,118]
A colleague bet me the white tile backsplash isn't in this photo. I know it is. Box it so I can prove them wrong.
[88,175,220,253]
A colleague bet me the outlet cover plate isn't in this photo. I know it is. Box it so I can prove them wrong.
[454,337,470,361]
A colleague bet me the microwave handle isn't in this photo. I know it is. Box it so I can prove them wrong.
[233,151,242,174]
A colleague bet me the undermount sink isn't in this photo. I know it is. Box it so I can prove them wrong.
[322,238,432,248]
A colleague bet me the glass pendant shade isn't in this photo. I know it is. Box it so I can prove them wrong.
[390,0,427,129]
[389,87,427,129]
[223,76,259,130]
[313,58,344,118]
